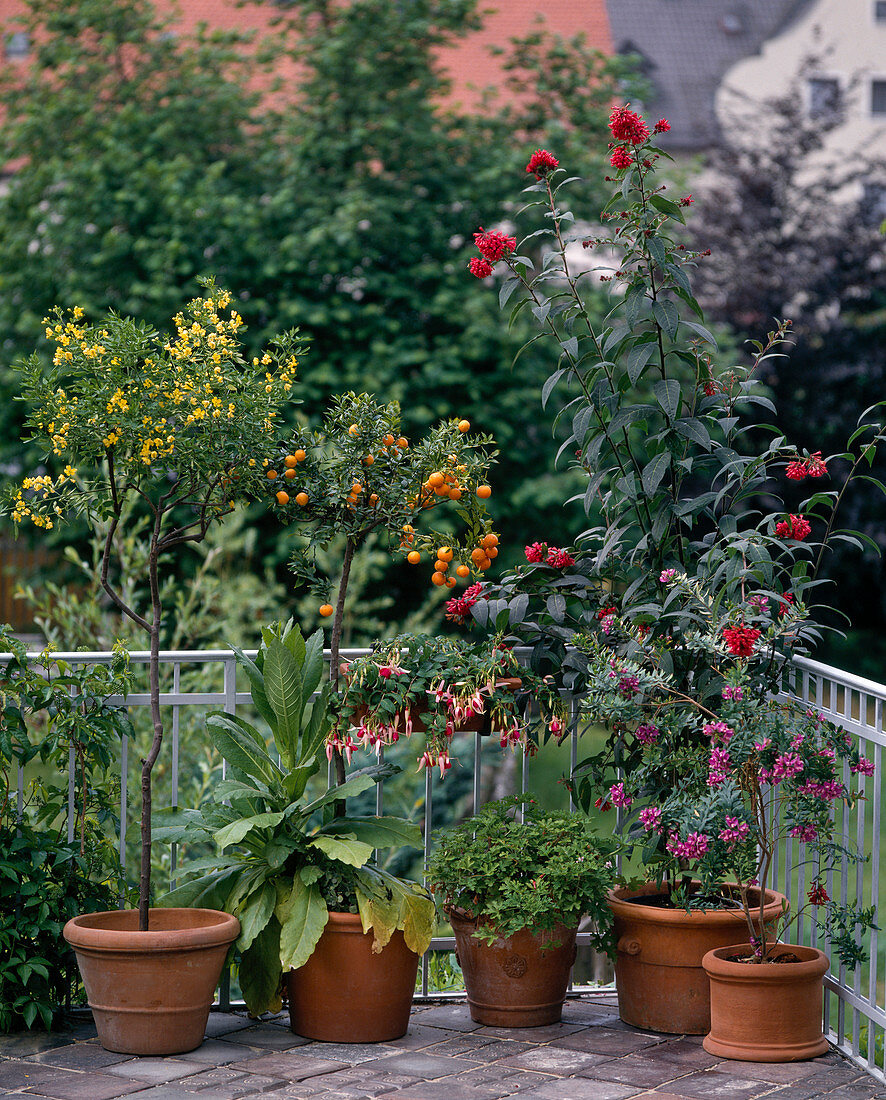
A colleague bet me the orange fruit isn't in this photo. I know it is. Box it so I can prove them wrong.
[294,448,306,462]
[437,547,454,562]
[407,550,421,564]
[431,571,446,586]
[284,468,296,480]
[458,419,470,433]
[482,533,499,548]
[487,546,498,558]
[266,469,278,480]
[348,424,359,436]
[476,484,492,499]
[319,604,334,617]
[445,576,457,588]
[397,436,408,449]
[434,485,448,496]
[351,482,363,494]
[470,547,486,564]
[449,488,462,501]
[434,559,448,572]
[456,564,470,577]
[284,455,298,468]
[369,493,379,505]
[364,453,374,465]
[295,492,309,506]
[276,490,290,505]
[383,433,395,446]
[478,556,491,570]
[428,472,444,488]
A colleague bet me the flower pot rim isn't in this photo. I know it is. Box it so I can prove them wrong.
[607,882,787,924]
[445,903,577,937]
[703,942,829,981]
[63,907,240,953]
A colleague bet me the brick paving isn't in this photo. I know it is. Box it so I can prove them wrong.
[1,993,883,1100]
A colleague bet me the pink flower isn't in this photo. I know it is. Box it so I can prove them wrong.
[635,723,660,745]
[791,824,818,842]
[722,686,743,701]
[678,195,693,206]
[852,757,875,776]
[703,721,734,742]
[708,747,731,788]
[609,147,632,169]
[609,781,632,808]
[618,674,640,698]
[469,256,494,279]
[524,541,546,563]
[659,568,676,583]
[609,105,650,144]
[549,718,564,737]
[666,831,709,860]
[639,806,663,833]
[526,148,559,178]
[473,227,516,262]
[653,119,671,134]
[379,666,393,679]
[546,547,575,569]
[719,816,750,849]
[772,752,804,782]
[775,514,811,541]
[722,624,761,657]
[799,779,843,801]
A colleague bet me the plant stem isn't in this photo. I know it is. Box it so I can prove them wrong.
[138,537,164,932]
[329,536,357,795]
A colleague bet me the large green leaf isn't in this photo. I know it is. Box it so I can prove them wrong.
[206,712,282,787]
[263,639,303,767]
[321,816,423,850]
[301,629,325,713]
[238,919,282,1016]
[237,881,277,952]
[300,764,394,817]
[145,807,211,844]
[214,811,285,849]
[276,880,328,970]
[354,866,436,955]
[309,834,374,868]
[158,866,244,912]
[213,778,274,807]
[229,643,275,731]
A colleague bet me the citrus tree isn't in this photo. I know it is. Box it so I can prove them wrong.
[265,392,499,785]
[4,281,305,930]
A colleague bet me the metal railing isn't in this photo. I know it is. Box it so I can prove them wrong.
[6,645,886,1075]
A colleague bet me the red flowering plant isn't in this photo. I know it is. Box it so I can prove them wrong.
[337,632,565,776]
[466,116,886,958]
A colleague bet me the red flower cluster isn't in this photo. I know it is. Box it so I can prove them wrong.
[525,149,559,179]
[444,582,485,625]
[524,542,546,563]
[775,514,812,541]
[679,195,693,206]
[779,591,795,617]
[653,118,671,134]
[786,451,828,481]
[597,605,617,621]
[473,227,516,262]
[807,882,830,906]
[722,624,761,657]
[468,256,494,279]
[609,147,633,169]
[608,105,650,145]
[524,542,574,568]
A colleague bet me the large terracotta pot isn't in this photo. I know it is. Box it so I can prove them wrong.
[703,943,829,1061]
[287,911,419,1042]
[448,906,578,1027]
[607,883,788,1034]
[63,907,239,1056]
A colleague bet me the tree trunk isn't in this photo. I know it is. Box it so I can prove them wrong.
[138,549,164,931]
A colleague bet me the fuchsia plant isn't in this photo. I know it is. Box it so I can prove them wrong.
[466,107,886,963]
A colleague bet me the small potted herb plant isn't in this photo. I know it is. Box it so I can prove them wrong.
[427,796,619,1027]
[338,631,566,774]
[158,622,436,1043]
[4,282,304,1055]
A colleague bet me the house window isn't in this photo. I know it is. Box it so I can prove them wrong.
[4,32,29,60]
[873,80,886,114]
[808,77,840,118]
[875,1,886,21]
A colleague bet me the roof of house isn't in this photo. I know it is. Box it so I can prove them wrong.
[604,0,815,148]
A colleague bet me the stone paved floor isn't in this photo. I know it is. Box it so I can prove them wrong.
[1,992,883,1100]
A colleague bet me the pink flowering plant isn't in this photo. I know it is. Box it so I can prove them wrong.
[467,110,886,962]
[337,632,565,775]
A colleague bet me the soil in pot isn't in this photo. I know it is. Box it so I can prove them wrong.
[703,943,829,1062]
[287,911,419,1042]
[63,907,239,1056]
[448,907,577,1027]
[607,883,788,1035]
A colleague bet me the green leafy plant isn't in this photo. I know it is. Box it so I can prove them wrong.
[156,622,435,1015]
[427,796,619,948]
[3,282,304,930]
[338,631,565,772]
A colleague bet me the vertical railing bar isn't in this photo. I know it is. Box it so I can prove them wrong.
[376,744,384,817]
[569,702,578,814]
[422,766,433,998]
[869,731,881,1068]
[170,662,181,892]
[16,763,24,825]
[119,732,128,907]
[473,731,482,816]
[218,654,235,1010]
[67,741,76,846]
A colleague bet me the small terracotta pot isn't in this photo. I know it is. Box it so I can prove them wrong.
[703,943,829,1061]
[63,907,239,1055]
[448,906,578,1027]
[607,883,788,1034]
[286,911,419,1042]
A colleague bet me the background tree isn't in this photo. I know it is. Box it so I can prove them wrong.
[0,0,638,640]
[689,79,886,670]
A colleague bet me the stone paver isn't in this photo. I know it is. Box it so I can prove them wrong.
[0,997,881,1099]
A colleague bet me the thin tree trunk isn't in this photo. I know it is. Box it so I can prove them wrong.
[138,549,164,931]
[329,537,357,793]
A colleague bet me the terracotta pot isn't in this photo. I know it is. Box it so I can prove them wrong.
[448,906,578,1027]
[63,907,239,1055]
[607,883,788,1034]
[286,911,419,1042]
[703,943,829,1061]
